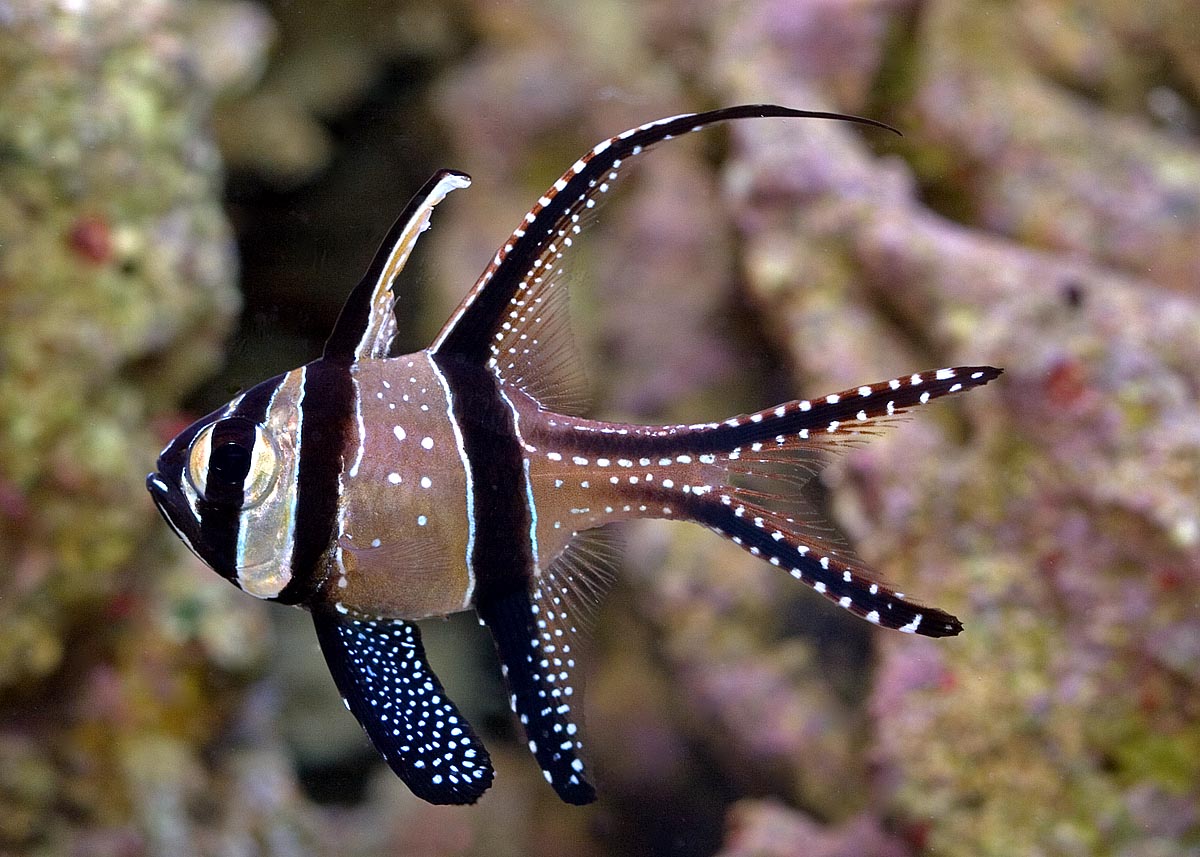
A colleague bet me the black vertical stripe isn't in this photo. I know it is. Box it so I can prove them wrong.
[196,375,281,581]
[279,358,355,605]
[433,355,533,604]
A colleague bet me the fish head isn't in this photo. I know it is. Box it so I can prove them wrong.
[147,369,306,601]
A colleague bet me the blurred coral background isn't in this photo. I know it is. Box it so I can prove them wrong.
[1,0,1198,855]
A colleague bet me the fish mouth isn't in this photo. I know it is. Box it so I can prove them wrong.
[146,470,208,565]
[146,471,187,532]
[145,471,175,525]
[146,472,168,496]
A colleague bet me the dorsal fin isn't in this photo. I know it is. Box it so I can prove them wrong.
[428,105,897,393]
[324,170,471,361]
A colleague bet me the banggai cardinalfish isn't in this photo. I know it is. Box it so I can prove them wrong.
[148,105,1001,805]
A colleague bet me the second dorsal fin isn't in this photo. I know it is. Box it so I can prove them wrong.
[429,105,897,403]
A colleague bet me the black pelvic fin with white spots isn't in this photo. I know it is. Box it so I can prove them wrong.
[324,170,471,361]
[430,105,897,377]
[312,611,494,804]
[477,586,596,805]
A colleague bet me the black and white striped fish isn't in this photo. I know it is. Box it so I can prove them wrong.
[146,105,1001,806]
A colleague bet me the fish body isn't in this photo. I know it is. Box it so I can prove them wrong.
[147,105,1001,805]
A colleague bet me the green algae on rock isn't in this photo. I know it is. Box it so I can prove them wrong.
[0,1,285,852]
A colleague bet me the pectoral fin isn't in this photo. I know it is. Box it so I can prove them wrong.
[312,610,494,804]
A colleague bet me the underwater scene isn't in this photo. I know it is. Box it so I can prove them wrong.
[1,0,1198,855]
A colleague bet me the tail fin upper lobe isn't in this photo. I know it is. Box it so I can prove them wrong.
[693,366,1001,455]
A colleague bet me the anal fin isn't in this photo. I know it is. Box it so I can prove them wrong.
[477,586,596,804]
[312,610,494,804]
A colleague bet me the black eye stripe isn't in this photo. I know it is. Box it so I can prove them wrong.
[196,375,282,579]
[211,418,257,451]
[210,441,252,482]
[200,419,258,505]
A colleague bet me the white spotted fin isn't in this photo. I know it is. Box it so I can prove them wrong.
[475,530,619,804]
[430,106,897,413]
[312,611,494,804]
[669,366,1003,636]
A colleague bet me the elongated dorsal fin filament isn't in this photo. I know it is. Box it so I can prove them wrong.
[430,105,897,381]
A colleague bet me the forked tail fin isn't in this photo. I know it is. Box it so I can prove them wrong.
[671,366,1001,637]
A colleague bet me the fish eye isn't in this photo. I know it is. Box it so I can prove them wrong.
[210,442,252,482]
[187,421,279,507]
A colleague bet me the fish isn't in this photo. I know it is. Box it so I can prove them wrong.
[146,104,1002,806]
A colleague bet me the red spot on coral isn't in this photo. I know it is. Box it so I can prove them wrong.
[901,819,931,852]
[1043,357,1088,407]
[1037,549,1066,581]
[104,592,138,621]
[1154,566,1185,592]
[1138,681,1164,715]
[68,216,113,265]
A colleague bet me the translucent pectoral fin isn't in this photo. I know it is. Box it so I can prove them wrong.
[312,610,494,804]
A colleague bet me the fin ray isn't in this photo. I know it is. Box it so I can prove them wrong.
[492,264,592,413]
[541,527,622,629]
